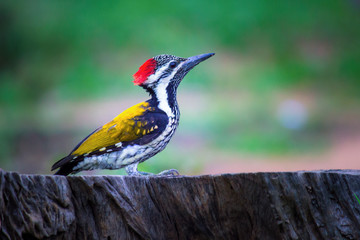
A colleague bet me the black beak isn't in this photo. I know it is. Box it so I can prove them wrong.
[183,53,215,72]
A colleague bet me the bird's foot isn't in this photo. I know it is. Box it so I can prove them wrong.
[135,171,154,176]
[157,169,180,176]
[125,164,154,176]
[125,163,179,176]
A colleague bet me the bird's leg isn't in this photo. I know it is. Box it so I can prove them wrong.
[157,169,180,176]
[125,163,154,176]
[125,163,180,176]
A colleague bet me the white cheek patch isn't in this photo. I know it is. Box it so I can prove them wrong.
[145,61,185,86]
[146,64,168,85]
[152,62,185,117]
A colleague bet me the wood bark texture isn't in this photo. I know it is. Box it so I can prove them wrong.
[0,169,360,239]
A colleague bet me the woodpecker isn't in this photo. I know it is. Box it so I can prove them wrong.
[51,53,215,176]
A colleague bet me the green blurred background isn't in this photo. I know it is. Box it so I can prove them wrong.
[1,0,360,175]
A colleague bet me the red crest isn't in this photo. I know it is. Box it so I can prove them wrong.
[133,58,157,85]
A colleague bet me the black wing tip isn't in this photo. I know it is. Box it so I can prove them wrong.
[51,155,80,176]
[53,167,72,176]
[51,156,68,171]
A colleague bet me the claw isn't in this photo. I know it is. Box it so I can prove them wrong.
[136,171,154,176]
[126,163,179,176]
[157,169,180,176]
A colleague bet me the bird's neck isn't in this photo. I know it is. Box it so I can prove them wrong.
[148,83,179,118]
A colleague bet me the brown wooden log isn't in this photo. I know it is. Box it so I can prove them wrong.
[1,169,360,239]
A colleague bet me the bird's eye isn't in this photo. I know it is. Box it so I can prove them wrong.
[169,61,177,68]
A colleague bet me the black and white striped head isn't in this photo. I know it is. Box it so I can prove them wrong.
[133,53,215,91]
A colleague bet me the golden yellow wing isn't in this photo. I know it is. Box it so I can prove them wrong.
[71,101,157,156]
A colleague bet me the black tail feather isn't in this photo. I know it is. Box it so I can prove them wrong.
[54,163,78,176]
[52,155,82,176]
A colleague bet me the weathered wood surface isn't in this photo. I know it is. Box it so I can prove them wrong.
[0,169,360,239]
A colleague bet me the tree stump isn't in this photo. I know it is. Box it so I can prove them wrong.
[0,169,360,239]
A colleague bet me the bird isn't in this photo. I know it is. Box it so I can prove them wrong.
[51,53,215,176]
